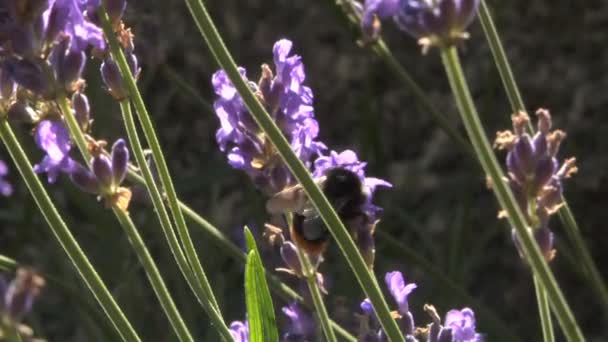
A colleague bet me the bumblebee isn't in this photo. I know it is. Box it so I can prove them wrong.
[266,167,369,256]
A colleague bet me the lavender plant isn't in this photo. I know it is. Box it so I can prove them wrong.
[0,0,601,340]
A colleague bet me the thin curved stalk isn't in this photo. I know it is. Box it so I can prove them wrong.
[0,119,141,342]
[97,4,223,322]
[477,0,608,315]
[181,1,405,340]
[124,165,357,341]
[119,100,232,340]
[534,276,555,342]
[112,209,194,342]
[371,40,473,158]
[296,246,337,342]
[55,96,194,341]
[330,0,473,159]
[440,46,584,341]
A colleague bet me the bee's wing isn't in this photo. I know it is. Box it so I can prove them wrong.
[266,184,307,214]
[265,176,326,215]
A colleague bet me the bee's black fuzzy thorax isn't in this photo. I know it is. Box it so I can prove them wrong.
[323,168,367,220]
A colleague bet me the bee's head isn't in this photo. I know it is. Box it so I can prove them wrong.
[323,168,366,210]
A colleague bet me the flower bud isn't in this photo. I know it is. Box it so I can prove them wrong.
[111,139,129,186]
[59,50,86,91]
[279,241,303,277]
[72,92,90,130]
[101,58,128,100]
[92,155,114,189]
[69,163,99,194]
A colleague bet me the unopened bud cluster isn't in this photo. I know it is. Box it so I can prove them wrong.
[495,109,577,261]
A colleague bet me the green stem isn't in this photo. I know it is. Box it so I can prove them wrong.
[440,46,583,341]
[182,0,404,340]
[478,0,608,315]
[119,100,232,340]
[331,0,473,158]
[534,275,555,342]
[55,96,195,340]
[122,168,357,341]
[0,120,141,342]
[97,4,224,323]
[295,245,337,342]
[112,209,194,342]
[477,1,526,114]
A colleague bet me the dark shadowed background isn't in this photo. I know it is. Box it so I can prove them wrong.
[1,0,606,341]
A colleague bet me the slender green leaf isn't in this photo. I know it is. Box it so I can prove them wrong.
[244,228,279,342]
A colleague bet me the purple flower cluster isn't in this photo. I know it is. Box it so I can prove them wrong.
[359,271,482,342]
[0,0,136,209]
[361,0,479,50]
[494,109,576,261]
[212,39,325,195]
[0,0,117,97]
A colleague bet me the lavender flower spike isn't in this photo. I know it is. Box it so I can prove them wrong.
[212,39,325,194]
[33,120,75,183]
[495,109,576,262]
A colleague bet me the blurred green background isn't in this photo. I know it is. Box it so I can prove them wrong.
[1,0,606,341]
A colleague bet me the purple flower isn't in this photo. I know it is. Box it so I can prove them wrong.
[282,302,315,341]
[212,39,325,194]
[362,0,400,38]
[361,0,480,50]
[0,160,13,196]
[441,308,482,342]
[47,0,106,53]
[385,271,417,315]
[33,119,74,183]
[229,320,249,342]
